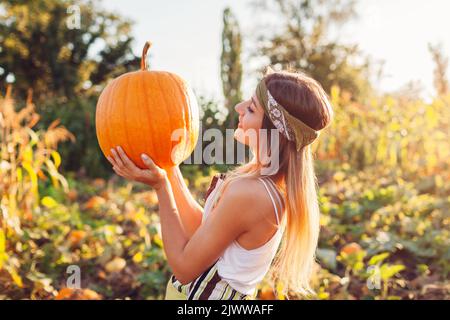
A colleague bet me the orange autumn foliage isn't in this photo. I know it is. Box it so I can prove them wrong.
[83,196,106,209]
[341,242,363,255]
[258,288,276,300]
[68,230,86,246]
[55,288,102,300]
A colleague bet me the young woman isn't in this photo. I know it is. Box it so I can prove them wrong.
[107,69,333,300]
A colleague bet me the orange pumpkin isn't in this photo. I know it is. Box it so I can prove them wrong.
[95,41,199,169]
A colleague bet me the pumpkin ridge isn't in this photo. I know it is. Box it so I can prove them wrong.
[155,74,175,166]
[142,73,157,166]
[167,72,191,161]
[186,86,199,161]
[164,72,188,163]
[188,85,200,161]
[122,75,136,164]
[150,73,170,165]
[144,73,161,165]
[132,74,147,166]
[138,75,155,168]
[147,74,166,165]
[103,78,121,158]
[95,86,107,155]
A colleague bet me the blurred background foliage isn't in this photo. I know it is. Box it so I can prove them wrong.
[0,0,449,300]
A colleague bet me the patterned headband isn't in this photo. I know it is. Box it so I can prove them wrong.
[255,78,320,151]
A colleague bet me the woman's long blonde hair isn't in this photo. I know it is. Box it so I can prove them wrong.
[210,69,333,298]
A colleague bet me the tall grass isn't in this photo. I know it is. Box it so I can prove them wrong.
[315,86,450,176]
[0,85,74,287]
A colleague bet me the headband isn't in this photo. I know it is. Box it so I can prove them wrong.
[255,78,320,151]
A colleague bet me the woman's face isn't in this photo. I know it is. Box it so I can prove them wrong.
[233,94,265,149]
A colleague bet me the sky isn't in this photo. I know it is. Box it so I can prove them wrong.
[101,0,450,102]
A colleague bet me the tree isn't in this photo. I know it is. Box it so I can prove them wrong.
[250,0,371,99]
[0,0,142,177]
[428,43,449,96]
[0,0,139,101]
[221,7,243,130]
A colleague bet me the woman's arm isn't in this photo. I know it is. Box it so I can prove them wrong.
[107,147,203,238]
[108,147,260,284]
[155,173,255,284]
[166,167,203,238]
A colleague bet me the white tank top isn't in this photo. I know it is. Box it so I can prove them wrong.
[202,175,286,296]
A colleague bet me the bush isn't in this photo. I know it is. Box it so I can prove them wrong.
[37,95,112,178]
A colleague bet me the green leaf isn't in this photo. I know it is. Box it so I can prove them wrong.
[8,268,23,288]
[153,234,164,248]
[41,196,58,209]
[132,252,143,263]
[51,151,62,169]
[353,261,365,273]
[0,230,5,253]
[0,229,7,269]
[368,252,390,266]
[317,291,330,300]
[380,264,405,281]
[316,248,337,270]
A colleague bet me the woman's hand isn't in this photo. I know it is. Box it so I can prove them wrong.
[107,146,167,190]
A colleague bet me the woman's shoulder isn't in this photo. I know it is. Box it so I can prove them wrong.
[220,177,276,223]
[224,176,266,195]
[224,176,282,199]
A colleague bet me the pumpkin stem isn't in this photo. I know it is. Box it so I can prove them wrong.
[5,84,12,100]
[141,41,152,70]
[26,88,33,105]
